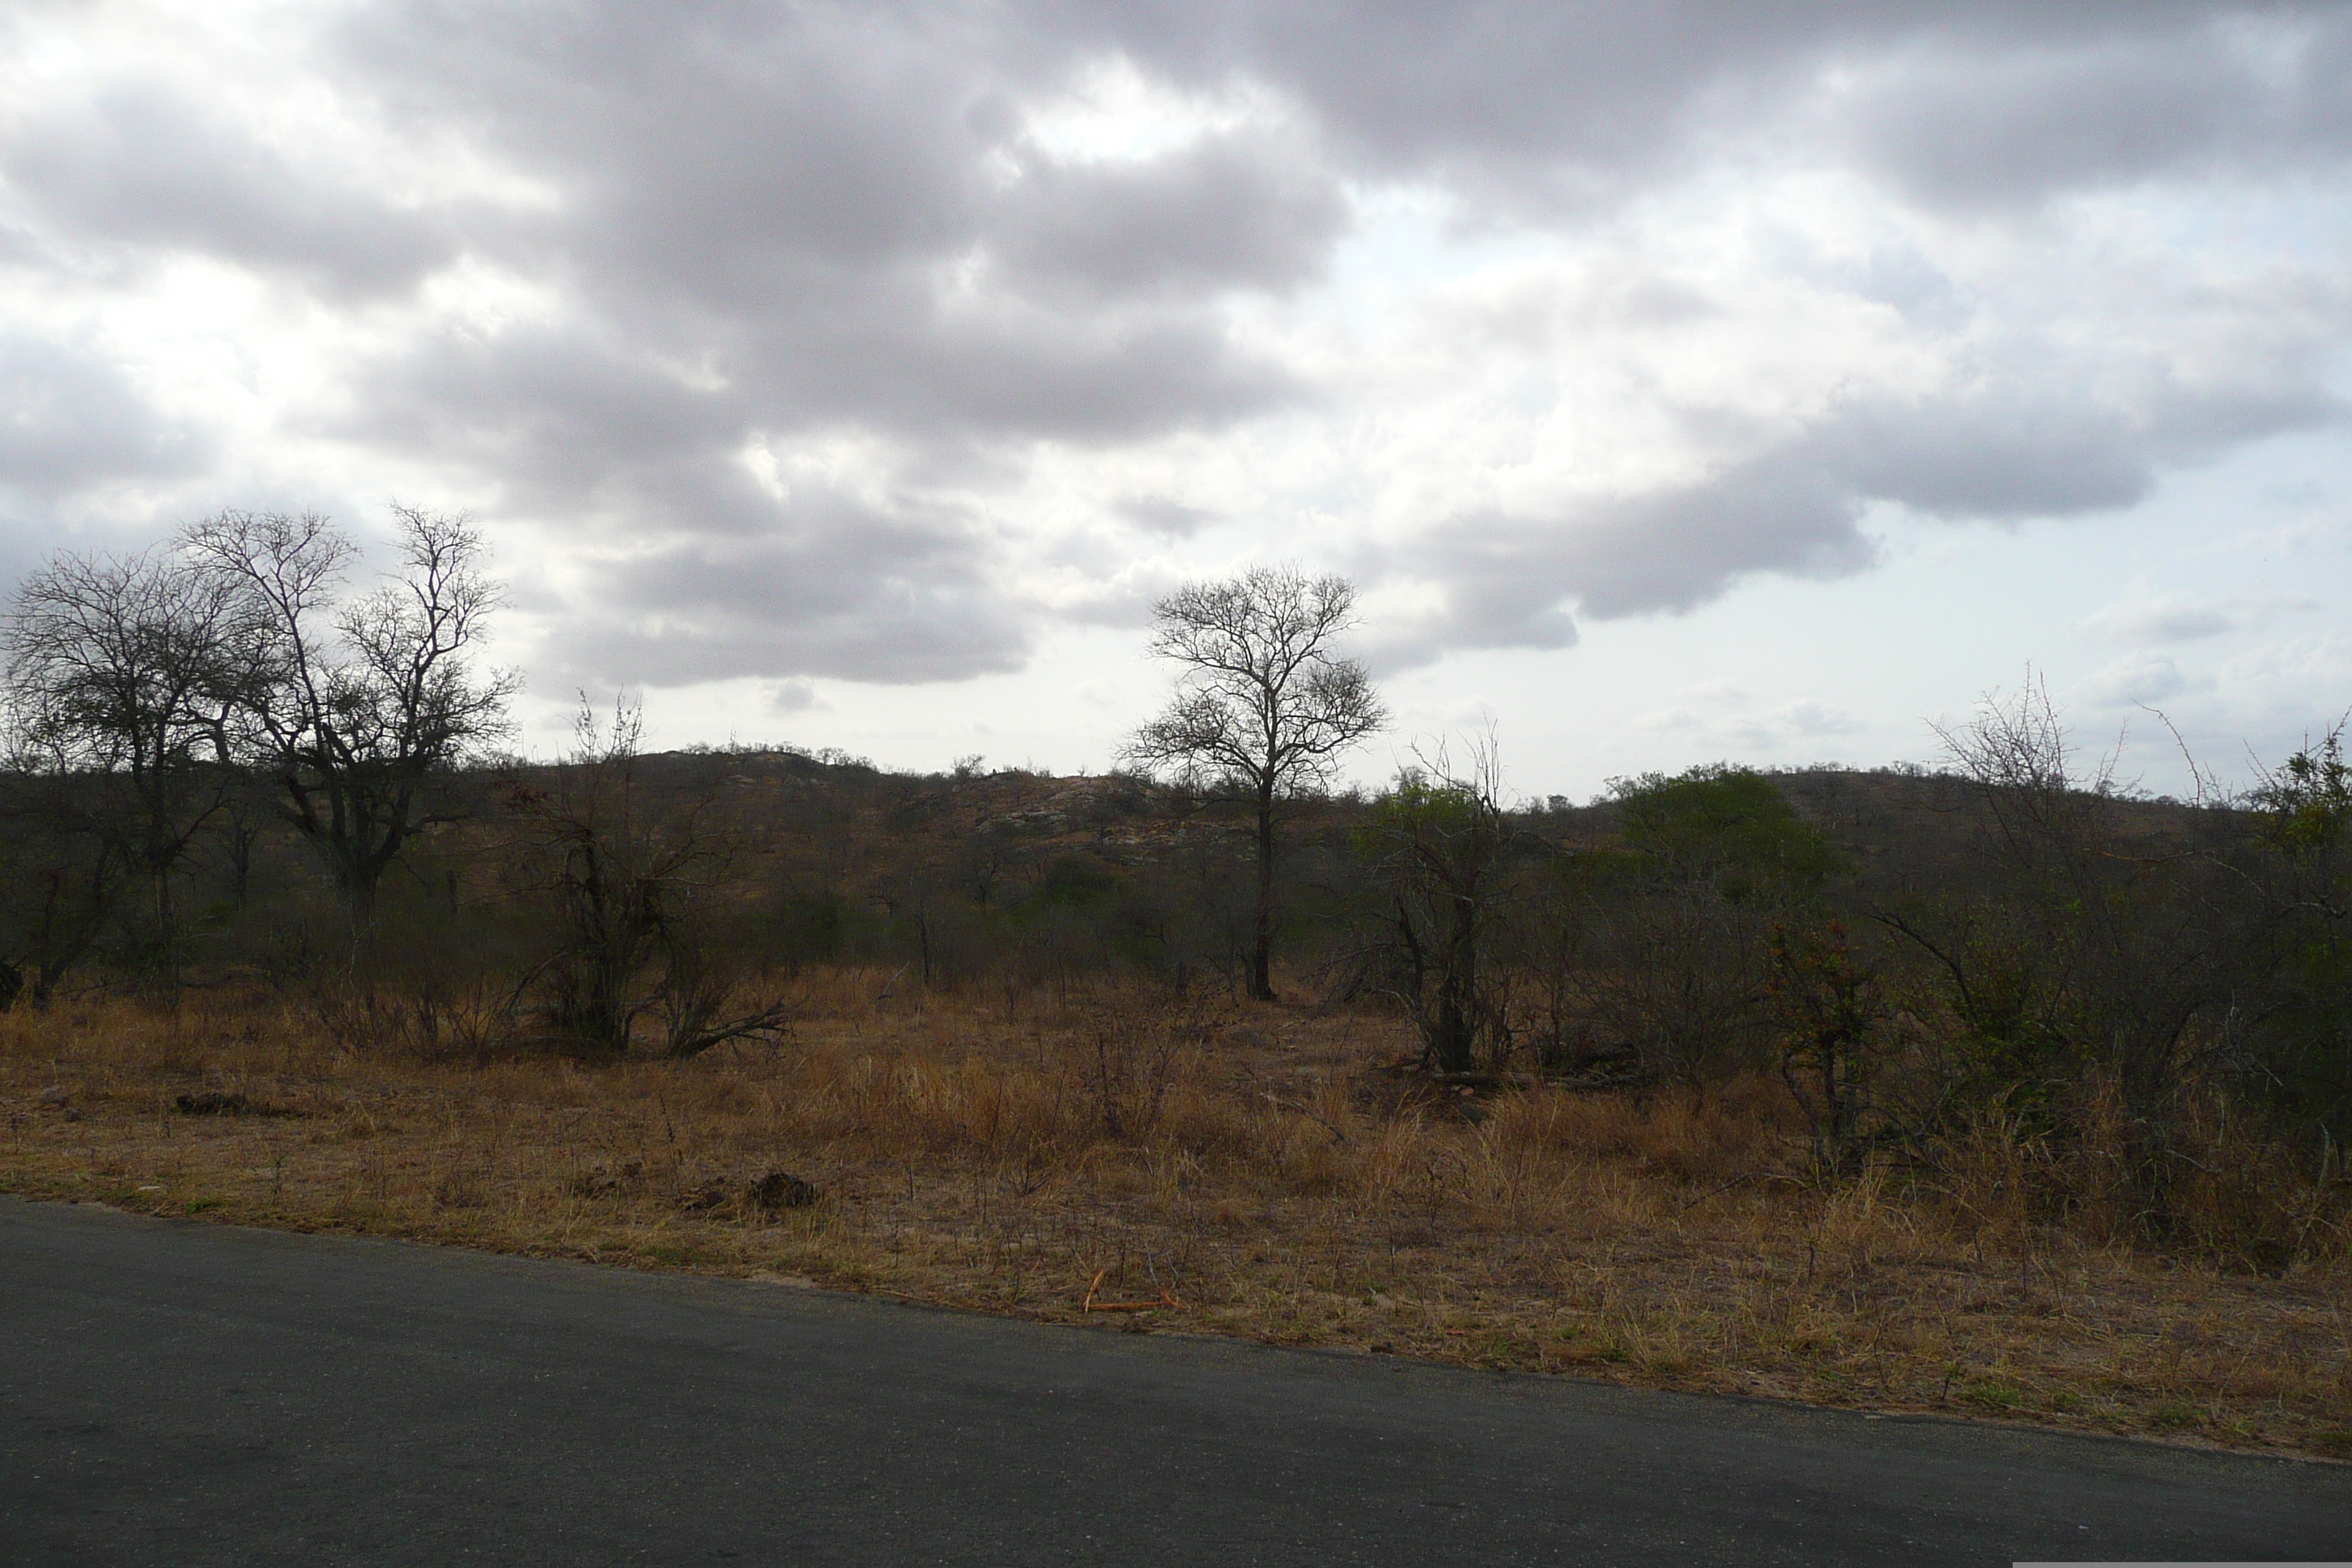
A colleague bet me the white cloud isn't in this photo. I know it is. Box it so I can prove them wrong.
[763,679,822,714]
[2082,596,2238,644]
[1726,700,1866,747]
[3,0,2349,783]
[2083,651,2195,707]
[2081,590,2323,645]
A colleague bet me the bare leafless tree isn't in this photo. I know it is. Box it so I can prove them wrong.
[0,546,258,970]
[1354,736,1516,1074]
[1122,565,1386,1000]
[508,698,791,1060]
[1900,675,2266,1224]
[184,505,519,921]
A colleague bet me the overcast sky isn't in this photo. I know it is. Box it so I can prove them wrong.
[5,1,2351,798]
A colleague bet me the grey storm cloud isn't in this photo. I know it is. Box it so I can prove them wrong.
[0,335,208,497]
[541,477,1030,687]
[1113,497,1218,537]
[0,85,460,295]
[0,333,212,600]
[1064,1,2352,206]
[4,0,2351,688]
[989,131,1349,302]
[1372,335,2345,668]
[1848,20,2352,211]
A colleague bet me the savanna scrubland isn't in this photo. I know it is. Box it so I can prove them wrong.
[2,519,2348,1457]
[4,706,2350,1459]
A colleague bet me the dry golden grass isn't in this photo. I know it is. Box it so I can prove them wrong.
[4,968,2348,1460]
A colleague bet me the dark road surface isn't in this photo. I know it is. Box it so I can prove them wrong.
[4,1198,2345,1565]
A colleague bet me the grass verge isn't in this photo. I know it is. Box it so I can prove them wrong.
[4,971,2347,1458]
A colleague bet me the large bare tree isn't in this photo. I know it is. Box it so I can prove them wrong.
[1123,565,1385,1000]
[0,546,257,970]
[184,505,519,922]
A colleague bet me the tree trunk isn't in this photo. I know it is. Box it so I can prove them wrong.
[151,859,178,992]
[1431,896,1479,1074]
[1433,979,1474,1074]
[340,864,379,927]
[1250,782,1276,1001]
[227,817,256,907]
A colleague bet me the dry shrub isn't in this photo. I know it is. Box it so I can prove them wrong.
[301,969,522,1062]
[1812,1166,1921,1268]
[1929,1111,2057,1245]
[1483,1087,1646,1158]
[884,1053,1077,1157]
[2161,1093,2351,1271]
[1158,1078,1258,1161]
[1929,1079,2352,1272]
[1482,1077,1794,1188]
[1327,1117,1428,1209]
[1266,1111,1354,1194]
[1066,989,1199,1142]
[757,982,1239,1161]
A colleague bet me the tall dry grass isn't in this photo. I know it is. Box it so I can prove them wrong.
[3,968,2348,1458]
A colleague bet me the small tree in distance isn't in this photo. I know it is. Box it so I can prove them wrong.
[1123,564,1386,1000]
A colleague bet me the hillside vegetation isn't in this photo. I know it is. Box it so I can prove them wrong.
[4,687,2351,1455]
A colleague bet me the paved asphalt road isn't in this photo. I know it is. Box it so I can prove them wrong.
[4,1198,2346,1565]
